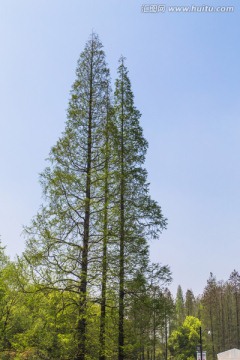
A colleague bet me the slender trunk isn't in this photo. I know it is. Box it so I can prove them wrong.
[200,327,203,360]
[118,171,125,360]
[217,304,221,352]
[153,292,156,360]
[76,43,93,360]
[165,312,168,360]
[226,290,231,349]
[209,307,215,360]
[118,61,125,360]
[147,349,150,360]
[220,289,225,350]
[99,95,110,360]
[2,302,12,349]
[235,291,240,348]
[99,218,107,360]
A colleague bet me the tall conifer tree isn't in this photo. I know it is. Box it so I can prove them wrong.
[114,57,167,360]
[98,83,115,360]
[24,33,111,360]
[229,270,240,348]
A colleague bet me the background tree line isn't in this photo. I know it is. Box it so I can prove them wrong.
[167,271,240,360]
[1,239,240,360]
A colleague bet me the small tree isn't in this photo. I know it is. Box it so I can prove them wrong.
[168,316,201,360]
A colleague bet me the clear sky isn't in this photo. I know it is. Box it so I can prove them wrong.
[0,0,239,297]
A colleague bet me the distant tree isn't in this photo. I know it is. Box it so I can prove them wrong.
[175,285,185,326]
[0,243,11,351]
[202,273,219,359]
[124,265,172,360]
[185,289,196,316]
[224,281,236,349]
[229,270,240,348]
[160,288,175,360]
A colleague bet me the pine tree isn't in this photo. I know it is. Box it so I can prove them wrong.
[23,33,111,360]
[162,288,175,360]
[202,273,218,359]
[98,83,116,360]
[229,270,240,348]
[114,57,167,360]
[185,289,196,316]
[175,285,185,326]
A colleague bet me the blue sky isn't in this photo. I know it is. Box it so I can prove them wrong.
[0,0,239,296]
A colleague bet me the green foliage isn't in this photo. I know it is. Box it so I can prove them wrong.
[185,289,197,316]
[168,316,201,360]
[175,285,185,326]
[0,34,169,360]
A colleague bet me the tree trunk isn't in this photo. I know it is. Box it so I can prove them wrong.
[99,97,110,360]
[118,61,125,360]
[76,43,93,360]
